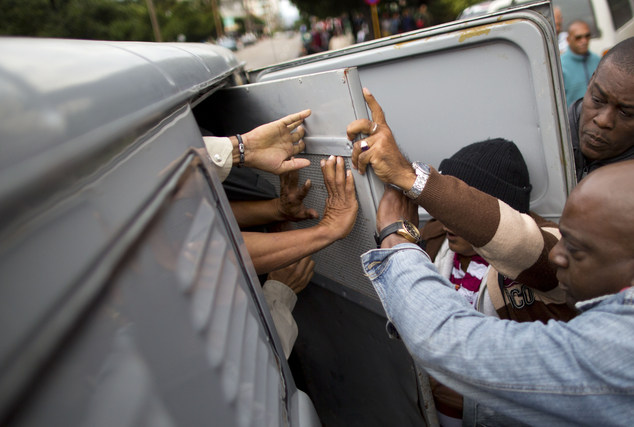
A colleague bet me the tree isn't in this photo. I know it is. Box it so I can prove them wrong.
[289,0,485,27]
[0,0,218,42]
[290,0,362,18]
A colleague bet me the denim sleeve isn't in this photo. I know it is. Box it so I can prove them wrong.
[361,244,634,425]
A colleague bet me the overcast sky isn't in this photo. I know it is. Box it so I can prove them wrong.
[279,0,300,26]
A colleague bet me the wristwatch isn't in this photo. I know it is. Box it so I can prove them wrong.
[375,220,421,247]
[403,162,430,200]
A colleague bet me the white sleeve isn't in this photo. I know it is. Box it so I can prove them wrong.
[202,136,233,182]
[262,279,298,359]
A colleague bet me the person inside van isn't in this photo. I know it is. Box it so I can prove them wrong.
[362,160,634,425]
[561,20,601,106]
[416,139,577,426]
[568,36,634,180]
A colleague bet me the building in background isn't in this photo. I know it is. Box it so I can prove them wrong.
[220,0,284,35]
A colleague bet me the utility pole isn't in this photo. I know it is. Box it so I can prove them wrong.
[210,0,224,38]
[145,0,162,42]
[242,0,253,33]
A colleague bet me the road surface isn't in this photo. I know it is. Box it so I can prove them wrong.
[234,32,303,70]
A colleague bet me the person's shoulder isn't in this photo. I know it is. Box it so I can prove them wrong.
[560,50,574,65]
[568,98,583,122]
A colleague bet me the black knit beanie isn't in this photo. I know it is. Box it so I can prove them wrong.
[438,138,532,213]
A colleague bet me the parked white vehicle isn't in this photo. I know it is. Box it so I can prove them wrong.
[458,0,634,55]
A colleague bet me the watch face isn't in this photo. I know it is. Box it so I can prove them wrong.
[399,220,420,242]
[403,221,419,237]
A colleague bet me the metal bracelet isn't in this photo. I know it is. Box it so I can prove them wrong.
[236,134,245,167]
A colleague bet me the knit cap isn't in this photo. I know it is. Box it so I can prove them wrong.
[438,138,532,213]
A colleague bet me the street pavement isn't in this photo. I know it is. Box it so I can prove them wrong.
[233,32,303,70]
[233,32,355,71]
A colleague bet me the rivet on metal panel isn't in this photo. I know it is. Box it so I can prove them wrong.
[298,78,302,84]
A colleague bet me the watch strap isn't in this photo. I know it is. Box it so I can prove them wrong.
[375,220,420,247]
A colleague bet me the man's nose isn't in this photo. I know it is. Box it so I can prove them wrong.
[548,241,567,268]
[593,106,616,129]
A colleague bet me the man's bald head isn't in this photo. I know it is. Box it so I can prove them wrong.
[550,160,634,303]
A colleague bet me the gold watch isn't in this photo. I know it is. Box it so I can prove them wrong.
[375,220,421,247]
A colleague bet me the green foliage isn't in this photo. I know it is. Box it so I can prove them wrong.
[0,0,218,42]
[431,0,484,22]
[289,0,485,25]
[160,1,217,42]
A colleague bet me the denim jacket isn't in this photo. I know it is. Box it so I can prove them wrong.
[361,243,634,426]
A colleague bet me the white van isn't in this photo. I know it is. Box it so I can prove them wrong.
[459,0,634,55]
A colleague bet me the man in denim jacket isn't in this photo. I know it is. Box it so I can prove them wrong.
[360,160,634,425]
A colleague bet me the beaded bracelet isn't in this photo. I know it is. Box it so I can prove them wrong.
[236,134,245,167]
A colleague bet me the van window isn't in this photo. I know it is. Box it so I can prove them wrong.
[608,0,634,29]
[555,0,600,36]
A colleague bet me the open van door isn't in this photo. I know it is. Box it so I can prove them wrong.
[194,1,575,425]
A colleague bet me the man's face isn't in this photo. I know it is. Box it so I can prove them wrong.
[549,184,634,305]
[567,22,591,55]
[579,61,634,162]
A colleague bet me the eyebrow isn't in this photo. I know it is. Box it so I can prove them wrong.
[594,81,634,110]
[559,226,592,252]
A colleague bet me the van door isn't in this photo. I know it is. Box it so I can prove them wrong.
[254,0,575,222]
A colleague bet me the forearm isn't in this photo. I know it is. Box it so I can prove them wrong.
[244,225,338,274]
[230,199,283,228]
[477,209,561,291]
[414,169,500,246]
[414,169,559,290]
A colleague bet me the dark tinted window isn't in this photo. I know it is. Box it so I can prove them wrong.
[554,0,600,36]
[608,0,634,29]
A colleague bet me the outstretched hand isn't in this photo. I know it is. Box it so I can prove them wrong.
[244,109,312,174]
[346,88,415,191]
[318,155,358,241]
[278,170,319,221]
[267,256,315,294]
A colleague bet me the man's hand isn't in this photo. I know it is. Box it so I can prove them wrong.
[318,155,358,241]
[278,170,319,221]
[267,256,315,294]
[376,185,419,234]
[242,109,312,174]
[346,88,415,191]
